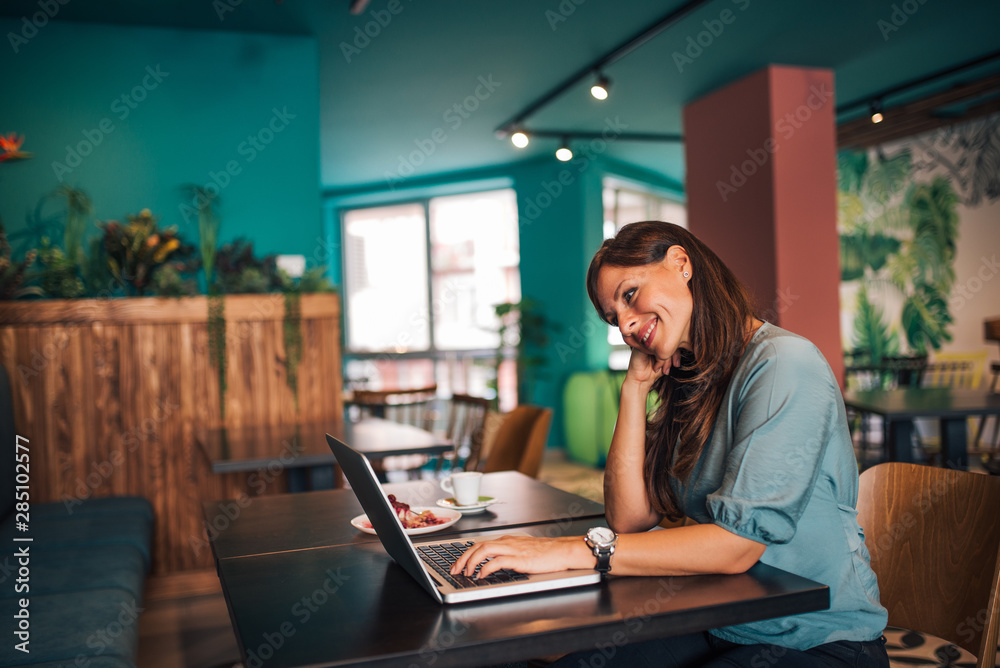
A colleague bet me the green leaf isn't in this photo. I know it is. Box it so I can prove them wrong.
[839,234,866,281]
[837,192,866,234]
[837,151,868,194]
[901,284,953,353]
[851,286,899,362]
[862,150,912,207]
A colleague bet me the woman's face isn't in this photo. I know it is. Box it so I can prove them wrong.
[595,248,694,360]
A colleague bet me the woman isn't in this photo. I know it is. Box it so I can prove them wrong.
[451,221,888,667]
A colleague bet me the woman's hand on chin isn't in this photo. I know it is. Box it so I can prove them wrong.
[625,347,682,389]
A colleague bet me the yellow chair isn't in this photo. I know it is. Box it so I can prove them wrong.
[977,317,1000,456]
[918,351,990,463]
[922,350,989,389]
[478,405,553,478]
[857,463,1000,668]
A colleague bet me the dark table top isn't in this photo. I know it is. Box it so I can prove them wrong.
[217,521,830,668]
[194,418,451,473]
[203,471,607,559]
[843,387,1000,419]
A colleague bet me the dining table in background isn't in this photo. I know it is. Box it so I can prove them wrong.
[193,417,452,492]
[843,387,1000,469]
[205,476,831,668]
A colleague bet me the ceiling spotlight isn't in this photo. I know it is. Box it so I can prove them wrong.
[510,131,529,148]
[555,140,573,162]
[590,73,611,101]
[870,99,884,124]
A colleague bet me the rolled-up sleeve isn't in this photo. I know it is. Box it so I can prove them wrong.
[705,338,841,545]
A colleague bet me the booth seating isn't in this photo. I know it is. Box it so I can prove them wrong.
[0,364,153,668]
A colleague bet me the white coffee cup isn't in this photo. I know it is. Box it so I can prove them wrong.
[441,471,483,506]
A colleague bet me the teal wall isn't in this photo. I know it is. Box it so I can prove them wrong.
[0,20,320,262]
[513,157,606,427]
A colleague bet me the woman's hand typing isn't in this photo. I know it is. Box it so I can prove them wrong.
[450,535,593,579]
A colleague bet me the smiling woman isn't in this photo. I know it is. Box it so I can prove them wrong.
[452,221,891,668]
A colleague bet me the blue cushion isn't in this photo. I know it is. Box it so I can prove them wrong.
[0,589,140,666]
[0,544,147,601]
[0,514,152,569]
[31,497,154,523]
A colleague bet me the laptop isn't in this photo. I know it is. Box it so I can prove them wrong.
[326,435,602,604]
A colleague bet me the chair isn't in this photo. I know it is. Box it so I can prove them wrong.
[923,350,988,389]
[976,318,1000,459]
[435,393,491,472]
[916,351,990,464]
[349,385,439,430]
[349,385,439,479]
[478,405,553,478]
[857,462,1000,668]
[845,352,929,468]
[844,352,929,392]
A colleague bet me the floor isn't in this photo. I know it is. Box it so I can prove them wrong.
[136,448,999,668]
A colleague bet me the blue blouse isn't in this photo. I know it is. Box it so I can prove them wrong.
[669,323,887,650]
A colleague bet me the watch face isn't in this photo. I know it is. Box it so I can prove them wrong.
[589,527,615,546]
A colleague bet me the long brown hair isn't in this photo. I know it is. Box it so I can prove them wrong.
[586,221,757,520]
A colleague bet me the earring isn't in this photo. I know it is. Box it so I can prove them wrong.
[683,271,690,278]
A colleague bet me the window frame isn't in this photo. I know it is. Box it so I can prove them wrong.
[339,187,519,359]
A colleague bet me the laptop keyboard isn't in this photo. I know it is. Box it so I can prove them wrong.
[417,541,530,589]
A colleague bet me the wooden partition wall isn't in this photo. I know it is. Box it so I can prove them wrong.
[0,293,343,573]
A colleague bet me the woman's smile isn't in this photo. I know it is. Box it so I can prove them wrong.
[638,317,657,348]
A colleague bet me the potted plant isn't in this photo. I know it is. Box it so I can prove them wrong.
[99,208,192,296]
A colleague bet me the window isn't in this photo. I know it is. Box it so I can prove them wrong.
[341,189,520,402]
[601,177,687,369]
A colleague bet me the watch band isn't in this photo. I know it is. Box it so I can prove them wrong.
[593,545,614,573]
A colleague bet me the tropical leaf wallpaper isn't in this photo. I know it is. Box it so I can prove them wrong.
[838,112,1000,364]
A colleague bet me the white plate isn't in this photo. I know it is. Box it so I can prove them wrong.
[351,506,462,536]
[436,496,497,514]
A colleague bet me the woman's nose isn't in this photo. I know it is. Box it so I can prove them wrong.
[619,313,638,337]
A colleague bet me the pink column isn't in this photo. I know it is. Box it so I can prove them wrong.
[683,65,843,383]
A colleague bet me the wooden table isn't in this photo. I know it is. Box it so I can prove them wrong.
[194,418,452,491]
[206,477,830,667]
[843,387,1000,469]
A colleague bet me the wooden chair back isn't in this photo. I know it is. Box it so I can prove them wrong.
[923,350,989,389]
[986,317,1000,346]
[350,385,438,431]
[857,463,1000,667]
[443,393,491,470]
[480,405,553,478]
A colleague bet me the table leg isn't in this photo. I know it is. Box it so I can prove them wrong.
[939,418,968,470]
[887,420,915,463]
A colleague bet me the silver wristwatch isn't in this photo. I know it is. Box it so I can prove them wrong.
[584,526,618,574]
